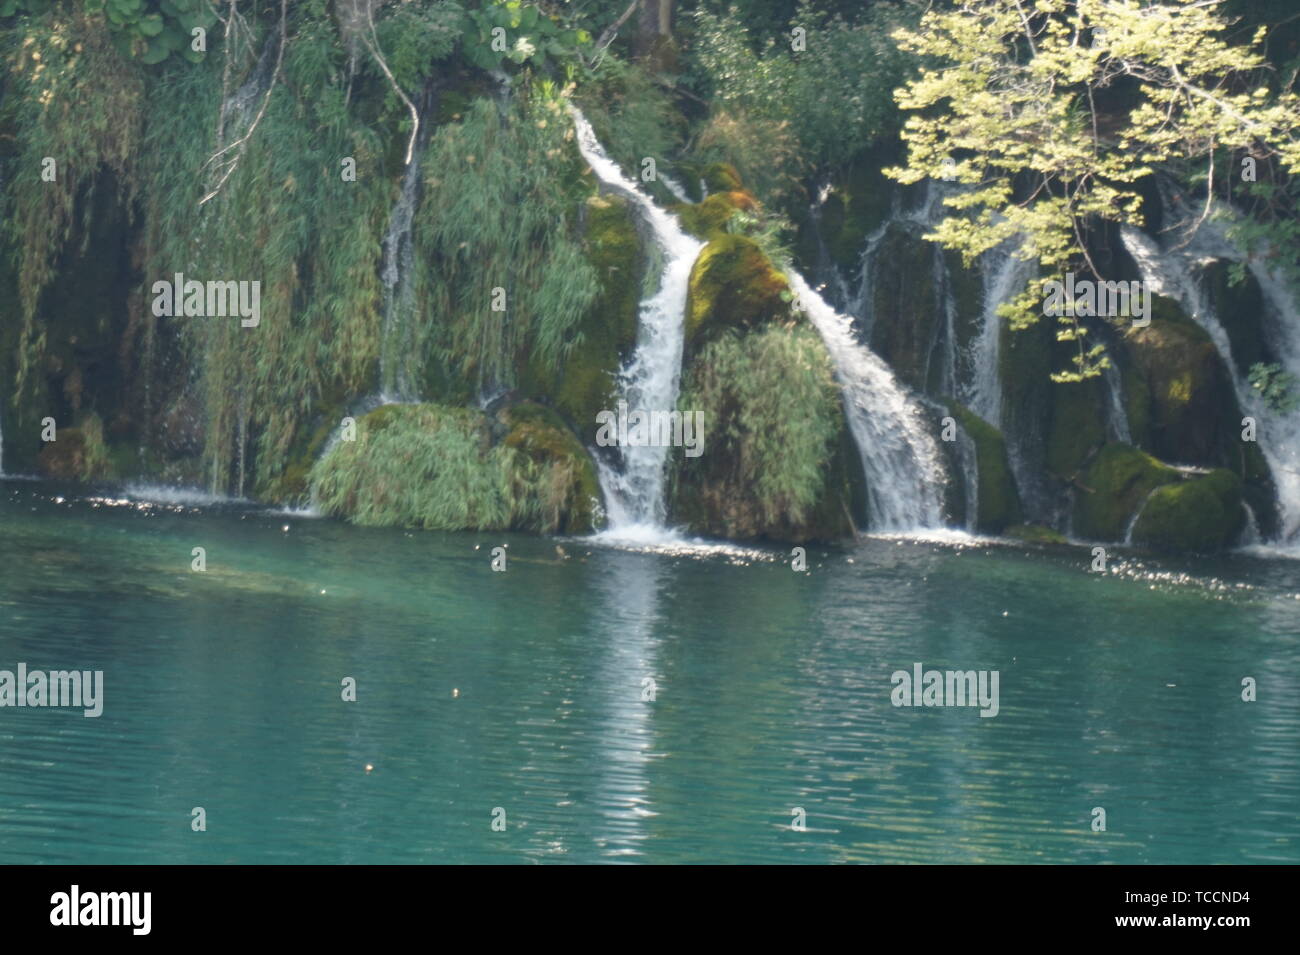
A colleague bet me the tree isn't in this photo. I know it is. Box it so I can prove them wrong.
[886,0,1300,380]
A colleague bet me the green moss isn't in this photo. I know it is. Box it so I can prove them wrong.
[1120,295,1237,466]
[1073,442,1179,541]
[686,235,793,347]
[1006,524,1069,545]
[518,195,641,442]
[673,190,758,242]
[676,161,744,198]
[499,402,603,534]
[1045,378,1108,480]
[1130,469,1245,553]
[947,402,1021,533]
[310,402,598,534]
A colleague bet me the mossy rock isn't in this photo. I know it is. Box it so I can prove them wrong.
[670,324,856,542]
[947,402,1021,533]
[673,190,758,242]
[1130,468,1245,553]
[499,401,603,534]
[518,195,641,443]
[1073,442,1179,542]
[36,414,113,482]
[1006,524,1069,545]
[868,224,942,392]
[1045,377,1108,480]
[310,402,598,534]
[685,235,793,346]
[1120,295,1238,466]
[1204,261,1270,376]
[793,155,895,277]
[676,161,744,199]
[946,250,985,360]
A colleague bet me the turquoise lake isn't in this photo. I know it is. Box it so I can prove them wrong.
[1,478,1297,864]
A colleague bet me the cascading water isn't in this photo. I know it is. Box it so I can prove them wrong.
[377,151,423,401]
[789,273,947,530]
[1102,360,1132,444]
[1120,213,1300,541]
[966,243,1034,426]
[570,108,704,535]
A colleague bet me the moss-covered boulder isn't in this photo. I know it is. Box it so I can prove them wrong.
[310,402,600,534]
[673,190,758,242]
[675,161,744,199]
[946,402,1021,533]
[671,324,858,542]
[867,224,942,392]
[1120,295,1237,466]
[35,413,113,482]
[518,195,642,443]
[1129,468,1245,553]
[499,402,603,534]
[1204,261,1270,376]
[685,235,793,347]
[1072,442,1179,541]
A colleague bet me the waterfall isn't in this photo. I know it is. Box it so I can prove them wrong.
[659,173,690,204]
[377,140,425,402]
[1121,215,1300,541]
[1102,360,1132,444]
[790,272,947,530]
[570,108,705,535]
[967,243,1034,426]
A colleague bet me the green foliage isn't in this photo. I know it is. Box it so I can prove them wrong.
[690,0,917,201]
[1249,361,1300,413]
[81,0,216,65]
[572,55,682,182]
[459,0,591,74]
[723,206,795,274]
[887,0,1300,382]
[373,0,462,92]
[311,403,596,533]
[137,2,390,494]
[414,91,600,390]
[3,8,145,408]
[678,325,841,530]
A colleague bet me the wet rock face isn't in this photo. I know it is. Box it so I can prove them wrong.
[945,401,1021,534]
[867,225,942,394]
[1120,295,1239,467]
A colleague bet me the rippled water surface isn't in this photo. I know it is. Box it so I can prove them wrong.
[1,480,1297,863]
